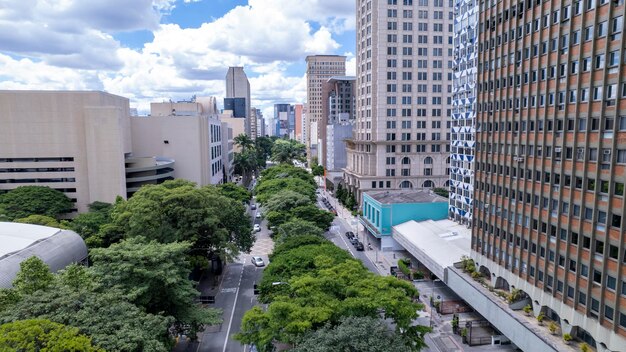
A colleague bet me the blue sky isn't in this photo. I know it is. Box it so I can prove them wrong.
[0,0,356,116]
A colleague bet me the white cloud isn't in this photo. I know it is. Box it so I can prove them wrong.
[0,0,356,117]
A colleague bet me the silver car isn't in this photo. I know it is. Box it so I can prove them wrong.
[251,256,265,267]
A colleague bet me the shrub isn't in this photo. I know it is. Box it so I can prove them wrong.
[563,333,572,342]
[536,313,545,324]
[548,321,558,334]
[397,258,411,278]
[412,271,424,280]
[471,271,481,279]
[580,342,589,352]
[523,304,532,315]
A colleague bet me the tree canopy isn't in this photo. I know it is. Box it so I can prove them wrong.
[68,201,114,248]
[12,256,54,296]
[0,319,103,352]
[264,190,311,213]
[274,219,324,244]
[292,316,411,352]
[271,139,306,164]
[217,183,251,204]
[14,215,68,229]
[0,186,73,220]
[255,178,316,204]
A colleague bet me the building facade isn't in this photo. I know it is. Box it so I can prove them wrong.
[225,67,254,139]
[274,103,295,138]
[321,76,357,171]
[449,0,478,225]
[294,104,304,142]
[0,91,132,213]
[252,108,265,137]
[344,0,455,204]
[305,55,346,160]
[472,1,626,350]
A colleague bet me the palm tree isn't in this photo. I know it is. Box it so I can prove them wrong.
[233,150,257,187]
[234,134,254,153]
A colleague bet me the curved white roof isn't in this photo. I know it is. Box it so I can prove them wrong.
[0,222,88,288]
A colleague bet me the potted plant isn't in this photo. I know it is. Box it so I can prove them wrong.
[536,313,545,325]
[548,321,558,334]
[523,304,532,316]
[460,328,468,344]
[580,342,589,352]
[451,314,459,334]
[563,333,572,344]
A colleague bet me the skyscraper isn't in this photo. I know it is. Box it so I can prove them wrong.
[321,76,357,171]
[449,0,478,225]
[345,0,454,202]
[472,1,626,350]
[225,67,254,139]
[306,55,346,160]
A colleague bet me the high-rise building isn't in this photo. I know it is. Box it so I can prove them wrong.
[252,108,265,137]
[294,104,304,143]
[321,76,357,172]
[344,0,454,203]
[472,1,626,350]
[274,104,295,138]
[225,67,254,139]
[449,0,478,225]
[306,55,346,160]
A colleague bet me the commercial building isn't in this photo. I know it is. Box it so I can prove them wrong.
[360,190,448,251]
[225,67,254,139]
[321,76,356,172]
[294,104,304,143]
[274,103,295,138]
[305,55,346,160]
[0,91,133,213]
[344,0,454,203]
[449,0,478,225]
[131,100,225,186]
[252,108,265,138]
[0,222,87,288]
[472,1,626,350]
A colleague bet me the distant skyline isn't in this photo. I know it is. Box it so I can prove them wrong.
[0,0,356,117]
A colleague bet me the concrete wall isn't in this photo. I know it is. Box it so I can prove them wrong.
[0,91,131,213]
[446,267,559,352]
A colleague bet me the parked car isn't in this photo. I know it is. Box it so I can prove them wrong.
[349,237,359,245]
[256,212,262,218]
[355,242,365,251]
[250,204,257,210]
[251,256,265,267]
[253,224,261,232]
[345,231,355,240]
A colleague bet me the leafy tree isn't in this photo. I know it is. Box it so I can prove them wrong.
[90,237,221,336]
[12,256,54,295]
[255,136,274,168]
[0,289,20,313]
[433,187,449,198]
[108,180,253,263]
[234,149,258,187]
[255,178,316,204]
[274,219,324,243]
[217,183,251,204]
[68,201,114,248]
[290,205,335,231]
[259,164,316,187]
[271,139,306,164]
[292,316,411,352]
[0,186,73,220]
[271,235,328,257]
[14,215,68,229]
[264,190,311,213]
[265,210,294,229]
[1,263,174,351]
[312,164,324,177]
[0,319,103,352]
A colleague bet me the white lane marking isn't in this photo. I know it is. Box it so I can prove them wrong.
[223,264,244,352]
[335,228,356,258]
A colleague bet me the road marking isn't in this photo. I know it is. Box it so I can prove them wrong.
[221,288,237,294]
[223,264,244,352]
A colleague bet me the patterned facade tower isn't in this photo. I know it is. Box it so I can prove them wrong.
[449,0,477,225]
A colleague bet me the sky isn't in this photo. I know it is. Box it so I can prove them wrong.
[0,0,357,117]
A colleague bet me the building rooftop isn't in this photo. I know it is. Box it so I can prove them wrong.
[366,190,448,204]
[327,76,356,83]
[392,219,471,279]
[0,222,88,288]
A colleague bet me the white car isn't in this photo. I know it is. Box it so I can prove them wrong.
[251,256,265,267]
[253,224,261,232]
[256,212,262,219]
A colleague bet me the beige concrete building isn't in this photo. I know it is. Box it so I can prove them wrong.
[344,0,454,203]
[131,101,224,186]
[0,91,133,213]
[306,55,346,160]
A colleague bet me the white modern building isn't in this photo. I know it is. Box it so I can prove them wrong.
[344,0,454,203]
[225,67,254,139]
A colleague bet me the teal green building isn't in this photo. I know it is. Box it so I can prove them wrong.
[360,190,448,250]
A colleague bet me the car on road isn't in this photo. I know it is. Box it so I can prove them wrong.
[355,242,364,251]
[345,231,355,240]
[250,204,256,210]
[251,256,265,267]
[253,224,261,232]
[256,212,261,219]
[349,237,359,245]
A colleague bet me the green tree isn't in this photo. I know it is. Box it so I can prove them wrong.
[292,316,411,352]
[271,139,306,164]
[14,215,68,229]
[259,164,316,187]
[68,201,114,248]
[290,205,335,230]
[108,180,253,263]
[265,190,311,213]
[90,237,221,336]
[274,219,324,243]
[12,256,54,296]
[0,186,73,220]
[255,178,316,204]
[234,133,255,152]
[433,188,449,198]
[255,136,275,168]
[312,164,324,177]
[0,319,103,352]
[217,183,251,204]
[234,149,258,187]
